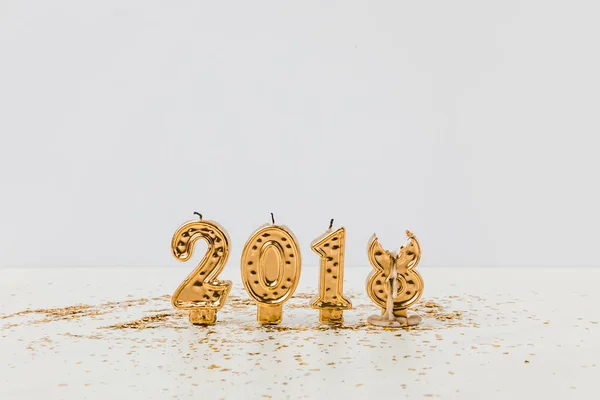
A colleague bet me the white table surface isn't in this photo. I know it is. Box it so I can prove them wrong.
[1,267,598,400]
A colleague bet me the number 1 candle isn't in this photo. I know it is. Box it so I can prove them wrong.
[241,214,301,324]
[310,219,352,324]
[171,213,232,325]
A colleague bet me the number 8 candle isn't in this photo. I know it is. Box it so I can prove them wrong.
[310,219,352,324]
[241,214,302,324]
[366,230,423,327]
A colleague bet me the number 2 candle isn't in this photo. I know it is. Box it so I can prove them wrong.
[309,219,352,324]
[240,214,302,325]
[171,213,232,325]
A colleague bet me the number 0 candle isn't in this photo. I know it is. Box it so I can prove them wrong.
[241,214,301,325]
[366,230,423,327]
[309,219,352,324]
[171,213,232,325]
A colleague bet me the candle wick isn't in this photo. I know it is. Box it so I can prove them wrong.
[385,261,398,321]
[271,212,275,224]
[193,212,202,220]
[329,219,334,230]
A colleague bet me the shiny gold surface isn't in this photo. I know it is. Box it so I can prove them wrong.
[241,221,302,325]
[171,216,232,325]
[366,230,423,327]
[309,224,352,324]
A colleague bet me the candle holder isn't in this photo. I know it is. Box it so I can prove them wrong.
[366,230,424,328]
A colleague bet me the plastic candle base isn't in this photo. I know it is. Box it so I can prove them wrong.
[367,313,422,328]
[257,304,283,325]
[189,309,217,325]
[319,308,344,324]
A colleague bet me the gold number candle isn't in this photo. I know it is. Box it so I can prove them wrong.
[171,213,232,325]
[309,219,352,324]
[366,230,423,327]
[241,214,301,324]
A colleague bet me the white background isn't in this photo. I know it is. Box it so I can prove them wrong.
[0,1,598,268]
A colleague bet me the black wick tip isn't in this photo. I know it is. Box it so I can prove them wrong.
[329,218,334,230]
[194,212,202,220]
[270,212,275,224]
